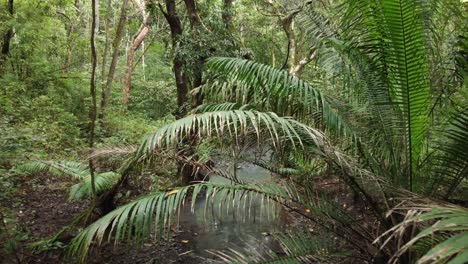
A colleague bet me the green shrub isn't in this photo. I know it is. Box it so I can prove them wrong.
[102,111,174,145]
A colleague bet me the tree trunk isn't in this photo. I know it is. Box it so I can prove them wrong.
[281,14,297,72]
[89,0,99,203]
[288,49,316,77]
[160,0,198,185]
[121,25,149,110]
[183,0,201,29]
[121,0,150,111]
[222,0,234,30]
[101,0,112,82]
[0,0,14,73]
[279,8,315,78]
[99,0,129,125]
[160,0,189,119]
[182,0,205,108]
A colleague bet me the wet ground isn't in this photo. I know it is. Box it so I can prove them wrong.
[0,162,293,264]
[0,173,203,264]
[0,159,363,263]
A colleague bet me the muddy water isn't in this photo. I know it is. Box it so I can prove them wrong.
[179,162,284,262]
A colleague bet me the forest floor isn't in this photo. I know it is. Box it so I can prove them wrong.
[0,170,365,264]
[0,173,207,264]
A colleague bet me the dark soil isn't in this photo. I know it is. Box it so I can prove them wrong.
[0,173,206,264]
[0,170,374,264]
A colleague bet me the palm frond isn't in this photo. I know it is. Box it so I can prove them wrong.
[322,0,432,190]
[377,205,468,264]
[212,230,334,264]
[88,144,137,160]
[136,110,325,158]
[69,172,121,201]
[17,161,89,180]
[204,57,355,140]
[426,108,468,199]
[67,181,297,262]
[17,161,121,201]
[192,103,256,113]
[298,6,404,180]
[380,0,431,191]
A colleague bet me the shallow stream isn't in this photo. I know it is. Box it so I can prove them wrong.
[179,162,285,262]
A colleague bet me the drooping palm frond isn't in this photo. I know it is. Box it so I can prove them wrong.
[17,161,89,180]
[135,110,326,159]
[67,181,299,262]
[133,108,394,221]
[88,144,137,160]
[377,205,468,264]
[212,230,335,264]
[203,57,355,140]
[191,102,256,113]
[69,172,120,201]
[426,108,468,199]
[17,161,121,201]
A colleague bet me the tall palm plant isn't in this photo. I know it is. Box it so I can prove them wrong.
[61,0,467,262]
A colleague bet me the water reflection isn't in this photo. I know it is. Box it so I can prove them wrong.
[179,162,284,260]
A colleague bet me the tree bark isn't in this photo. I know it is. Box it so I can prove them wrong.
[279,4,315,77]
[280,12,297,72]
[0,0,14,72]
[183,0,201,29]
[182,0,205,107]
[160,0,204,185]
[89,0,99,203]
[101,0,112,82]
[160,0,188,119]
[289,48,316,77]
[121,0,150,111]
[222,0,234,30]
[99,0,129,125]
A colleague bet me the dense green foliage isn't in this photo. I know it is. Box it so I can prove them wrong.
[1,0,467,263]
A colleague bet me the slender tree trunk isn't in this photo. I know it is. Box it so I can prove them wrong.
[101,0,112,82]
[279,8,315,78]
[281,15,297,72]
[0,0,14,73]
[183,0,200,29]
[89,0,99,204]
[183,0,205,108]
[289,48,316,77]
[121,25,149,110]
[160,0,188,119]
[122,0,150,111]
[99,0,129,125]
[160,0,200,185]
[222,0,233,30]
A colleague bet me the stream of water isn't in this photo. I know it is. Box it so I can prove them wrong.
[179,162,285,261]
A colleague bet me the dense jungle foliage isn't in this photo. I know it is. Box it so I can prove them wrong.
[1,0,467,263]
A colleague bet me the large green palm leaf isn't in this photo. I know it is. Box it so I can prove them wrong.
[68,181,299,262]
[380,0,430,191]
[334,0,432,190]
[213,231,334,264]
[426,108,468,199]
[17,161,121,201]
[377,205,468,264]
[203,58,355,140]
[136,110,326,159]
